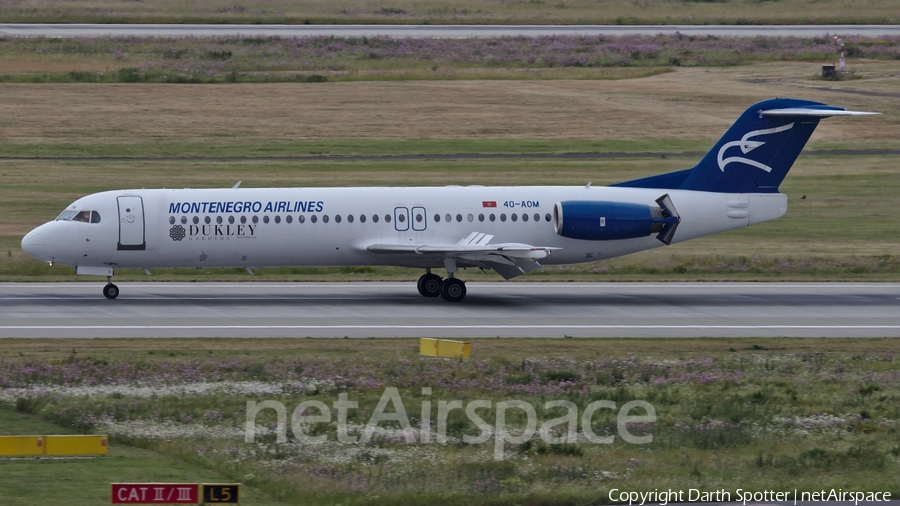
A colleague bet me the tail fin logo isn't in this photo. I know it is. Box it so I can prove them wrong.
[717,122,794,173]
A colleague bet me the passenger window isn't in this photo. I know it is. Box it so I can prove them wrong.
[252,215,259,224]
[478,214,484,222]
[193,216,199,225]
[240,216,247,224]
[534,213,540,222]
[360,215,366,223]
[323,215,330,223]
[445,214,451,223]
[456,214,462,222]
[511,214,518,222]
[311,215,317,223]
[286,215,292,224]
[228,216,235,224]
[490,214,496,222]
[263,216,270,224]
[434,214,441,223]
[91,211,101,224]
[500,214,507,222]
[545,213,552,222]
[335,215,342,223]
[204,216,211,224]
[416,213,423,223]
[522,213,529,222]
[385,214,391,223]
[398,214,405,223]
[181,216,188,225]
[217,216,223,224]
[298,215,305,224]
[348,215,354,223]
[467,214,474,222]
[274,216,280,224]
[169,216,175,225]
[373,214,379,223]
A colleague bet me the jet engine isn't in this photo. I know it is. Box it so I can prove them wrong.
[553,194,681,244]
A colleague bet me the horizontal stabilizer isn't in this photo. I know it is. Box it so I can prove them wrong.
[761,108,879,118]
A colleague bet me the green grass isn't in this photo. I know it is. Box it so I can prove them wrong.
[2,338,899,505]
[0,0,897,25]
[0,407,291,506]
[0,138,706,158]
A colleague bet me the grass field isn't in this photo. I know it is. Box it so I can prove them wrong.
[0,406,291,506]
[0,0,897,25]
[1,338,898,505]
[1,61,899,281]
[3,34,899,84]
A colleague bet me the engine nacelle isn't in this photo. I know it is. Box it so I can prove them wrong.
[553,196,680,243]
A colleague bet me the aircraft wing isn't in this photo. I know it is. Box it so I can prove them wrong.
[362,232,561,280]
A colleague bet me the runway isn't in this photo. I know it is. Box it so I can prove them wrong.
[2,24,899,38]
[1,282,898,338]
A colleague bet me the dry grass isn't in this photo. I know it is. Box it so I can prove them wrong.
[0,0,897,24]
[0,61,897,146]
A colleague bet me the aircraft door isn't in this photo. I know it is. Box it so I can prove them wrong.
[393,207,409,232]
[117,196,146,250]
[411,206,427,231]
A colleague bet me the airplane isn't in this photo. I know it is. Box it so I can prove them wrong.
[20,98,876,302]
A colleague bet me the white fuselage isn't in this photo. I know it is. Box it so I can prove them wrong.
[22,185,787,272]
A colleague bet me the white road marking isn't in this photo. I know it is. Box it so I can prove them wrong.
[2,325,900,330]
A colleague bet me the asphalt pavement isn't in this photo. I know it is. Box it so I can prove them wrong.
[1,282,898,338]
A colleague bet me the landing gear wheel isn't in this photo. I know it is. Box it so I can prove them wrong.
[103,283,119,300]
[417,273,443,297]
[440,278,466,302]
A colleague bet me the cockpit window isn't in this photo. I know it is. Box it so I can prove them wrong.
[56,210,100,223]
[72,211,91,223]
[56,210,78,221]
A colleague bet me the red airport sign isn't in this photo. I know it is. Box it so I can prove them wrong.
[111,484,199,504]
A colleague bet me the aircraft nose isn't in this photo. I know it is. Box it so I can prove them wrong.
[21,227,50,260]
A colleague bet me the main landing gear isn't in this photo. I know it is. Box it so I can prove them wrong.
[416,272,443,298]
[416,267,467,302]
[103,275,119,299]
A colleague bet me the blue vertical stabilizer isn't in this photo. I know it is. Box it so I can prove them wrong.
[613,98,875,193]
